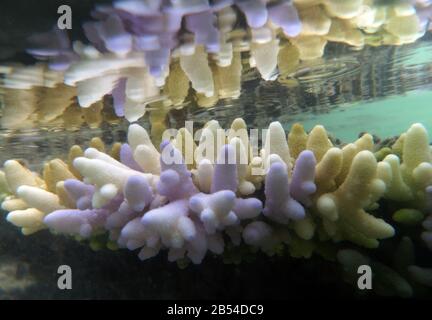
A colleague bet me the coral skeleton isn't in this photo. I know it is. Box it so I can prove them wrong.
[2,120,432,265]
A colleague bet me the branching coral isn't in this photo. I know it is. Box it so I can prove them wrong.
[4,119,429,266]
[316,150,394,248]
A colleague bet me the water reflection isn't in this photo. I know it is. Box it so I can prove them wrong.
[1,0,432,122]
[2,39,432,132]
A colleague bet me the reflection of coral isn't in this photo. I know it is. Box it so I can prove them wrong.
[4,120,431,266]
[11,0,431,121]
[2,21,430,129]
[0,78,122,131]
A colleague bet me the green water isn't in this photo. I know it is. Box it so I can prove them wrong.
[300,90,432,142]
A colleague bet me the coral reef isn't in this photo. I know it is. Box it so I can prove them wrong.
[1,0,432,300]
[2,119,431,273]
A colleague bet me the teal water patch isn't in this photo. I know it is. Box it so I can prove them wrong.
[298,90,432,142]
[399,43,432,67]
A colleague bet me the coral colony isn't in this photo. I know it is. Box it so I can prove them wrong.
[2,0,432,121]
[1,118,432,275]
[1,0,432,297]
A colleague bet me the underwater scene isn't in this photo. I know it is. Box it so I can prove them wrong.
[1,0,432,302]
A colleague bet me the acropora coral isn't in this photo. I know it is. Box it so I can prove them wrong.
[2,120,432,269]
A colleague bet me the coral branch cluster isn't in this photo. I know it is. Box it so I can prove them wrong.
[1,120,432,264]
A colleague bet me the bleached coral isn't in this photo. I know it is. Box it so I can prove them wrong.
[3,119,426,265]
[316,150,394,248]
[378,123,432,206]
